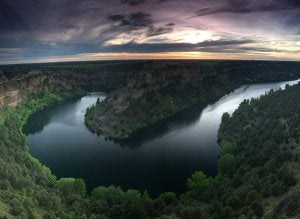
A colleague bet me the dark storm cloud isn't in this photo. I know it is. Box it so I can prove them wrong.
[193,46,297,54]
[286,13,300,27]
[108,12,152,28]
[0,0,299,63]
[199,39,253,47]
[195,0,300,17]
[146,26,173,37]
[242,47,300,54]
[239,47,285,53]
[106,12,173,39]
[0,1,24,31]
[166,23,175,27]
[101,39,254,53]
[121,0,147,6]
[156,0,169,4]
[0,0,88,32]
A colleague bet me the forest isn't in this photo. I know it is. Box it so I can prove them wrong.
[0,87,298,218]
[0,61,300,218]
[216,83,300,218]
[2,0,300,216]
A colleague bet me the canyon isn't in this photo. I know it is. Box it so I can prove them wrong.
[1,60,300,139]
[1,60,300,218]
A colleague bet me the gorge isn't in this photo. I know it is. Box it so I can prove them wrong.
[1,60,300,218]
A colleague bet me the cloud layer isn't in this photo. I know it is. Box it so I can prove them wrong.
[0,0,299,64]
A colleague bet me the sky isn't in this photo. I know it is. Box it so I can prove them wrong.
[0,0,300,64]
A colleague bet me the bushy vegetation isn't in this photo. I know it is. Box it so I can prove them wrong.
[0,91,90,218]
[0,91,183,218]
[215,83,300,218]
[1,89,299,218]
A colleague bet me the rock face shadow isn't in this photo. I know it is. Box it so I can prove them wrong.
[115,103,206,148]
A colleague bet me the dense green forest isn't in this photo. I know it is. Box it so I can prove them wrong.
[0,86,299,218]
[1,61,300,218]
[216,83,300,218]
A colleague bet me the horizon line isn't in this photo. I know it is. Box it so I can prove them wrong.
[1,58,300,66]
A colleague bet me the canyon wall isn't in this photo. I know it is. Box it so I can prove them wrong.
[0,70,49,106]
[2,60,300,138]
[0,70,82,106]
[0,61,134,106]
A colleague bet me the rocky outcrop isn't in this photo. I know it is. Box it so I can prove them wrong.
[0,70,78,106]
[0,71,45,106]
[0,61,136,107]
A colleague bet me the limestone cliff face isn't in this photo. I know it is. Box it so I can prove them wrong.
[0,65,130,107]
[0,70,81,106]
[0,71,48,106]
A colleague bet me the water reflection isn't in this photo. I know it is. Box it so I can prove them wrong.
[25,80,300,196]
[116,103,207,148]
[24,108,52,134]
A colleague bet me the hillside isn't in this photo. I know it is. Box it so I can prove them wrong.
[217,82,300,218]
[85,60,300,139]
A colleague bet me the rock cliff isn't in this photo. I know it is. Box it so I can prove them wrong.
[0,61,139,106]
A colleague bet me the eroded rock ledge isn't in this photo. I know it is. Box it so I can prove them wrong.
[0,61,140,107]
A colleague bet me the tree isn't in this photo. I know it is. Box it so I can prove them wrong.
[251,201,264,217]
[73,179,86,196]
[56,178,76,194]
[56,178,86,196]
[221,112,230,124]
[221,140,237,155]
[186,171,210,191]
[218,153,236,175]
[181,207,203,219]
[158,192,177,205]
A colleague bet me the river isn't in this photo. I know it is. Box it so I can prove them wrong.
[24,79,300,197]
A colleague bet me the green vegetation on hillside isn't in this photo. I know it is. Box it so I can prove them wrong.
[216,83,300,218]
[1,85,300,218]
[85,78,237,138]
[0,90,197,218]
[0,91,89,218]
[1,61,300,218]
[85,60,300,138]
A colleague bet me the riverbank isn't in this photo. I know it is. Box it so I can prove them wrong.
[27,80,299,198]
[216,82,300,218]
[0,90,87,218]
[1,78,300,218]
[1,60,300,218]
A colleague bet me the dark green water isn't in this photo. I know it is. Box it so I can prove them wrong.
[25,79,300,197]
